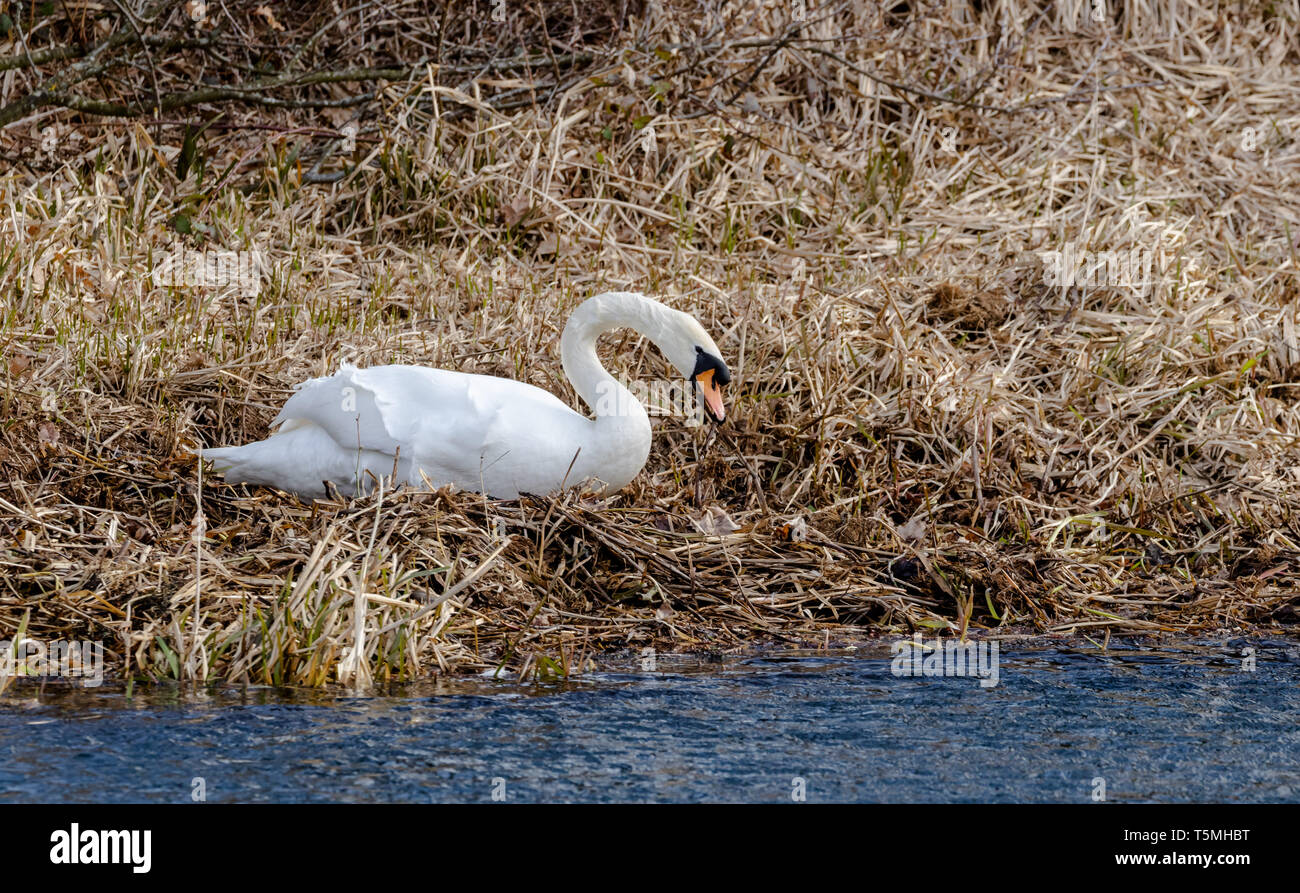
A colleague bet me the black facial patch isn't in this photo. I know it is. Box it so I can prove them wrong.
[692,346,731,385]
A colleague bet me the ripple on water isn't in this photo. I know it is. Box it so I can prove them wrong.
[1,644,1298,803]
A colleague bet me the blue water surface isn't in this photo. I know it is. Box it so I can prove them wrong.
[2,641,1297,803]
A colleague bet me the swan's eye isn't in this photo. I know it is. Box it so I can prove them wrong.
[691,347,731,385]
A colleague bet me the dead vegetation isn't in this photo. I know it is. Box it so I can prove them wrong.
[1,0,1300,686]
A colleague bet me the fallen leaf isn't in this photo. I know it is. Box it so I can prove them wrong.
[535,233,559,256]
[898,515,927,543]
[692,506,738,536]
[254,5,284,31]
[501,195,531,227]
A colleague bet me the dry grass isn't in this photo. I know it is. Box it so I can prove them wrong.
[2,0,1300,687]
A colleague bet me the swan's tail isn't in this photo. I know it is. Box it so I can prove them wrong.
[198,441,296,492]
[197,422,408,499]
[197,445,246,475]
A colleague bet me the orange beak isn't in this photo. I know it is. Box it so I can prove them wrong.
[694,368,726,422]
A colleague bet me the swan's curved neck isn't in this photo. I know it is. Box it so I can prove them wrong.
[560,292,672,421]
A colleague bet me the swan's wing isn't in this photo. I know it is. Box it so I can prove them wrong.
[272,363,577,476]
[272,363,401,454]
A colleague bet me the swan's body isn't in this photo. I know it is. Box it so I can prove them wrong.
[200,291,729,499]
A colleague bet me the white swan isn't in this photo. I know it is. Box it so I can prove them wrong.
[200,291,730,499]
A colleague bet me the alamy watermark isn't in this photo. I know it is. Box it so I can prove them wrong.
[1,638,104,687]
[49,824,151,873]
[594,377,708,426]
[890,634,1000,688]
[1039,241,1165,295]
[151,243,263,297]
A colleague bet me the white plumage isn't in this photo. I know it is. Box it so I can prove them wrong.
[200,291,730,499]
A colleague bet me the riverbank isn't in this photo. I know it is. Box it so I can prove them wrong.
[2,1,1299,686]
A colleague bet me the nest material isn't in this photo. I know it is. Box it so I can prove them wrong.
[1,1,1299,685]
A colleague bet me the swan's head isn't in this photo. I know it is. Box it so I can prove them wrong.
[663,310,730,423]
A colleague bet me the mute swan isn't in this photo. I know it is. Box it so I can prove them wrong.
[200,291,730,499]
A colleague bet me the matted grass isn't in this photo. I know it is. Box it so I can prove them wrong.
[1,0,1299,686]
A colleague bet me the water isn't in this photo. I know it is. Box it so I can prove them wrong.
[2,641,1298,803]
